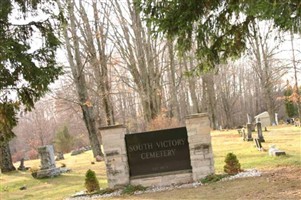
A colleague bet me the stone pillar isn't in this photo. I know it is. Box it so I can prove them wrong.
[99,125,129,188]
[246,123,253,141]
[256,122,265,142]
[37,145,60,178]
[185,113,214,181]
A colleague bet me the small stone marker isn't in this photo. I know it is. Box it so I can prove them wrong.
[241,128,247,140]
[17,158,26,171]
[19,186,27,190]
[256,122,265,142]
[55,152,64,161]
[254,138,263,151]
[245,123,253,141]
[268,145,286,156]
[36,145,61,178]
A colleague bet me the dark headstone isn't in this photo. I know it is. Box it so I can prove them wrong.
[254,138,263,151]
[256,122,265,142]
[17,158,26,171]
[274,151,286,156]
[246,123,253,141]
[19,186,27,190]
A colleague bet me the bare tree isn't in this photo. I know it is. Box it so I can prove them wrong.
[109,0,162,123]
[57,0,102,157]
[166,40,181,121]
[202,72,218,129]
[248,20,288,125]
[289,30,301,120]
[75,0,115,126]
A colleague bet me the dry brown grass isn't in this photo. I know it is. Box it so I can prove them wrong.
[111,167,301,200]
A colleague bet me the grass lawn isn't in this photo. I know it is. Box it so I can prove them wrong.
[0,125,300,200]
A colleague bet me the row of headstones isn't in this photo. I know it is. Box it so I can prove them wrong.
[238,122,286,156]
[238,122,265,143]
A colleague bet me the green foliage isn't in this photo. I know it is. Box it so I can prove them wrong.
[96,188,116,195]
[0,0,62,143]
[284,84,298,117]
[85,169,100,193]
[54,126,74,153]
[224,153,242,175]
[135,0,301,72]
[200,173,229,184]
[121,184,147,195]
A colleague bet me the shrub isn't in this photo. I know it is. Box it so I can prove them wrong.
[85,169,100,193]
[54,126,74,153]
[223,153,242,175]
[121,184,147,195]
[97,188,115,195]
[200,174,229,184]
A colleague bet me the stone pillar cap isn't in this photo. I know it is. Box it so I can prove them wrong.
[99,124,126,130]
[186,113,208,119]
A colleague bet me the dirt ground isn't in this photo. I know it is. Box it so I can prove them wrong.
[109,166,301,200]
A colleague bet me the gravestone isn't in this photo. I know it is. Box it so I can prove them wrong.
[17,158,26,171]
[256,122,265,142]
[241,128,247,141]
[269,145,286,156]
[36,145,61,179]
[275,113,279,125]
[55,152,64,161]
[246,123,253,141]
[254,138,263,151]
[254,111,270,130]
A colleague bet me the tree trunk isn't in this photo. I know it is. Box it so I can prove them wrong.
[290,29,301,120]
[0,141,16,173]
[92,1,115,125]
[249,20,280,125]
[111,0,162,123]
[75,0,115,126]
[185,54,200,114]
[167,40,181,120]
[57,0,103,157]
[203,73,218,129]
